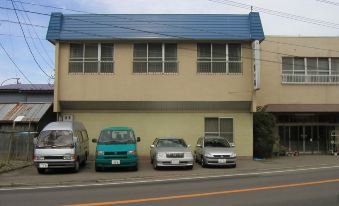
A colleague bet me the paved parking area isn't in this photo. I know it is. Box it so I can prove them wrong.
[0,155,338,188]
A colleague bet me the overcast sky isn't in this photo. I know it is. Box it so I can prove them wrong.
[0,0,339,85]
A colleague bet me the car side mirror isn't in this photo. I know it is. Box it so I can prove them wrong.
[187,145,191,148]
[150,144,155,148]
[137,137,141,142]
[92,138,97,143]
[196,144,202,148]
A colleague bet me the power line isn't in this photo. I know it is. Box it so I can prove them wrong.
[1,4,339,55]
[0,42,36,87]
[208,0,339,30]
[9,0,53,79]
[18,1,54,65]
[316,0,339,7]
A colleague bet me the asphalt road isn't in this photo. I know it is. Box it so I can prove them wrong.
[1,166,339,206]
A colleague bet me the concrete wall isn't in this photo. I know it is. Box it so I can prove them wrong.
[69,111,253,157]
[55,42,254,104]
[257,36,339,107]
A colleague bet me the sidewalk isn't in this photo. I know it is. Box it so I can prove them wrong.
[0,155,338,188]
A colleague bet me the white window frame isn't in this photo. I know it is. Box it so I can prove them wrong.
[69,43,114,74]
[133,43,178,74]
[197,43,242,74]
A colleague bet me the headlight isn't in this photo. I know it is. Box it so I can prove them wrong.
[157,152,166,159]
[184,152,193,158]
[204,153,213,158]
[63,155,75,160]
[128,150,137,155]
[35,156,44,160]
[230,153,237,158]
[96,151,104,155]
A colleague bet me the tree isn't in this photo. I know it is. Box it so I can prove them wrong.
[253,112,276,158]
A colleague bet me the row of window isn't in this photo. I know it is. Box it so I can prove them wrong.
[69,43,242,75]
[282,57,339,75]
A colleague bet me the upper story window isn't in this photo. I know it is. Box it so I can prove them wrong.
[197,43,242,74]
[133,43,178,74]
[69,43,114,74]
[282,57,339,84]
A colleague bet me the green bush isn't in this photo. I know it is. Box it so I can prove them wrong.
[253,112,276,158]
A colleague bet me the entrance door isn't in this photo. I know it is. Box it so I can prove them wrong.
[304,126,318,154]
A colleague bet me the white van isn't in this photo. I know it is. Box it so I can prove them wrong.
[33,121,89,174]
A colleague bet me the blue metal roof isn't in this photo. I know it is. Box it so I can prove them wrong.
[46,12,264,42]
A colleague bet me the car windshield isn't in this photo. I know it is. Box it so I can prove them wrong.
[204,138,230,148]
[156,139,187,148]
[98,130,135,144]
[37,130,73,148]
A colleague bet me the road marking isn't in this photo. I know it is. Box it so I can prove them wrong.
[64,178,339,206]
[0,165,339,191]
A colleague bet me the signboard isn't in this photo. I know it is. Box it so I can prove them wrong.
[252,40,260,90]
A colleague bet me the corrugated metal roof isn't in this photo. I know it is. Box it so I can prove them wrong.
[0,103,52,123]
[0,84,54,92]
[47,12,264,42]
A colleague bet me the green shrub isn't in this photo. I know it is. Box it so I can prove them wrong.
[253,112,276,158]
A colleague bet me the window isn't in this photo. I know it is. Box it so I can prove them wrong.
[133,43,178,74]
[69,43,114,74]
[204,117,234,143]
[281,57,339,84]
[197,43,242,74]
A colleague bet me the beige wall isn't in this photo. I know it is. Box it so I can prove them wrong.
[56,42,254,103]
[257,36,339,107]
[69,111,253,157]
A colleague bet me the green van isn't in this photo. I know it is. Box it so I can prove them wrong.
[92,127,140,171]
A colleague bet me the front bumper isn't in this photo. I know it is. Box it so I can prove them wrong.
[204,157,236,166]
[34,160,76,169]
[155,157,194,167]
[95,155,138,168]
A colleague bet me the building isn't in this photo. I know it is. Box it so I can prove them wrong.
[257,36,339,154]
[0,84,55,132]
[47,12,265,157]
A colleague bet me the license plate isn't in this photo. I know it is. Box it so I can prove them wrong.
[39,163,48,168]
[171,160,180,165]
[218,159,227,164]
[112,160,120,165]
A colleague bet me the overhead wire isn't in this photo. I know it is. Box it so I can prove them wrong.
[9,0,53,79]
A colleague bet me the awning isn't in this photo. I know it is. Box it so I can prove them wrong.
[0,103,52,123]
[263,104,339,113]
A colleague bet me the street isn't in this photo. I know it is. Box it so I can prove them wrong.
[1,165,339,206]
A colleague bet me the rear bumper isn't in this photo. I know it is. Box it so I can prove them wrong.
[34,161,76,169]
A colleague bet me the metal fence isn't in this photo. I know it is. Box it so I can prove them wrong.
[0,130,37,168]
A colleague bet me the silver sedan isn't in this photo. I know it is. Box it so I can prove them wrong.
[195,136,236,168]
[150,137,194,169]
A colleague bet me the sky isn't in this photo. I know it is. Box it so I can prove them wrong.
[0,0,339,85]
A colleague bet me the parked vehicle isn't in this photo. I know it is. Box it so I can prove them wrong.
[33,121,89,174]
[150,137,194,169]
[92,127,140,171]
[195,136,236,168]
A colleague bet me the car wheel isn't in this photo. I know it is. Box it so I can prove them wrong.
[150,157,153,164]
[131,164,138,171]
[153,160,158,170]
[232,164,237,168]
[194,154,198,163]
[95,165,102,172]
[73,160,80,173]
[37,168,45,174]
[201,157,207,168]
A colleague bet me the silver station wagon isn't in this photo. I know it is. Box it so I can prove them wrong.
[150,137,194,169]
[195,136,236,168]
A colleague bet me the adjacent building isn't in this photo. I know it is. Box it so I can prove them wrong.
[257,36,339,154]
[47,12,265,157]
